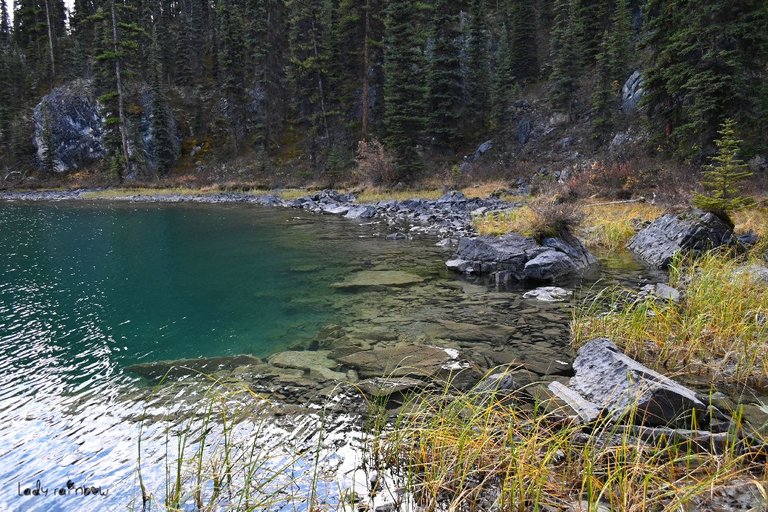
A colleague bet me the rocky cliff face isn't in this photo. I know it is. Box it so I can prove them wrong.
[32,80,181,175]
[33,80,104,173]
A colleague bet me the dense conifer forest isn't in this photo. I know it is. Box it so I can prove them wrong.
[0,0,766,186]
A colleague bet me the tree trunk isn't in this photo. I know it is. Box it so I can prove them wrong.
[361,0,371,137]
[43,0,56,90]
[111,0,130,182]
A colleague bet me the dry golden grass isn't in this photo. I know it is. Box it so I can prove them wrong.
[733,204,768,239]
[473,197,583,239]
[473,206,542,237]
[81,187,215,199]
[580,202,665,252]
[353,189,444,202]
[381,381,766,512]
[573,251,768,389]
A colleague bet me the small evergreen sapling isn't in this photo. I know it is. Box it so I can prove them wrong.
[692,118,754,217]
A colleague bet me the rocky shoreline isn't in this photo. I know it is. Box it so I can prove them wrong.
[0,188,518,239]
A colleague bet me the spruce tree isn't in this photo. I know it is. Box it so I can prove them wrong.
[217,0,249,152]
[92,1,142,181]
[643,0,767,157]
[149,30,176,176]
[591,0,633,141]
[693,119,754,215]
[286,0,331,172]
[491,23,516,152]
[426,0,464,150]
[549,0,586,114]
[382,0,426,180]
[464,0,490,139]
[0,0,10,47]
[332,0,384,139]
[508,0,538,81]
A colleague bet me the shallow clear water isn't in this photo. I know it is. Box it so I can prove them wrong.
[0,201,658,511]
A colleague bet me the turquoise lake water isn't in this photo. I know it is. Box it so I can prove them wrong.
[1,202,433,511]
[0,200,657,511]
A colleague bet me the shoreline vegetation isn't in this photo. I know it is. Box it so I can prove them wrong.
[3,185,768,510]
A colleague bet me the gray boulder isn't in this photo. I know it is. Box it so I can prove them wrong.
[548,338,710,427]
[344,205,377,219]
[628,209,736,269]
[447,232,597,283]
[522,286,572,302]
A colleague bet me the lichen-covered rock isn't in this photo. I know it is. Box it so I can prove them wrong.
[33,80,104,172]
[628,209,736,269]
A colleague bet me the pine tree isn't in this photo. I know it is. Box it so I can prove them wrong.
[464,0,490,139]
[643,0,767,158]
[549,0,586,114]
[149,30,176,176]
[217,0,249,152]
[382,0,426,180]
[491,23,517,151]
[693,119,754,215]
[426,0,464,150]
[286,0,331,173]
[508,0,538,81]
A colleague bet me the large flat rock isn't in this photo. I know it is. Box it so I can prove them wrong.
[127,354,262,380]
[548,338,709,426]
[337,344,481,387]
[331,270,425,289]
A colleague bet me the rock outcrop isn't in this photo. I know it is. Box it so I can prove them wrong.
[32,80,181,174]
[446,232,597,283]
[628,209,736,269]
[33,80,104,173]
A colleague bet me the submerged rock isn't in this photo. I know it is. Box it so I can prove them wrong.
[522,286,573,302]
[127,354,262,380]
[548,338,710,427]
[639,283,682,303]
[337,344,481,388]
[628,209,735,269]
[330,270,425,289]
[357,377,426,398]
[446,232,597,283]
